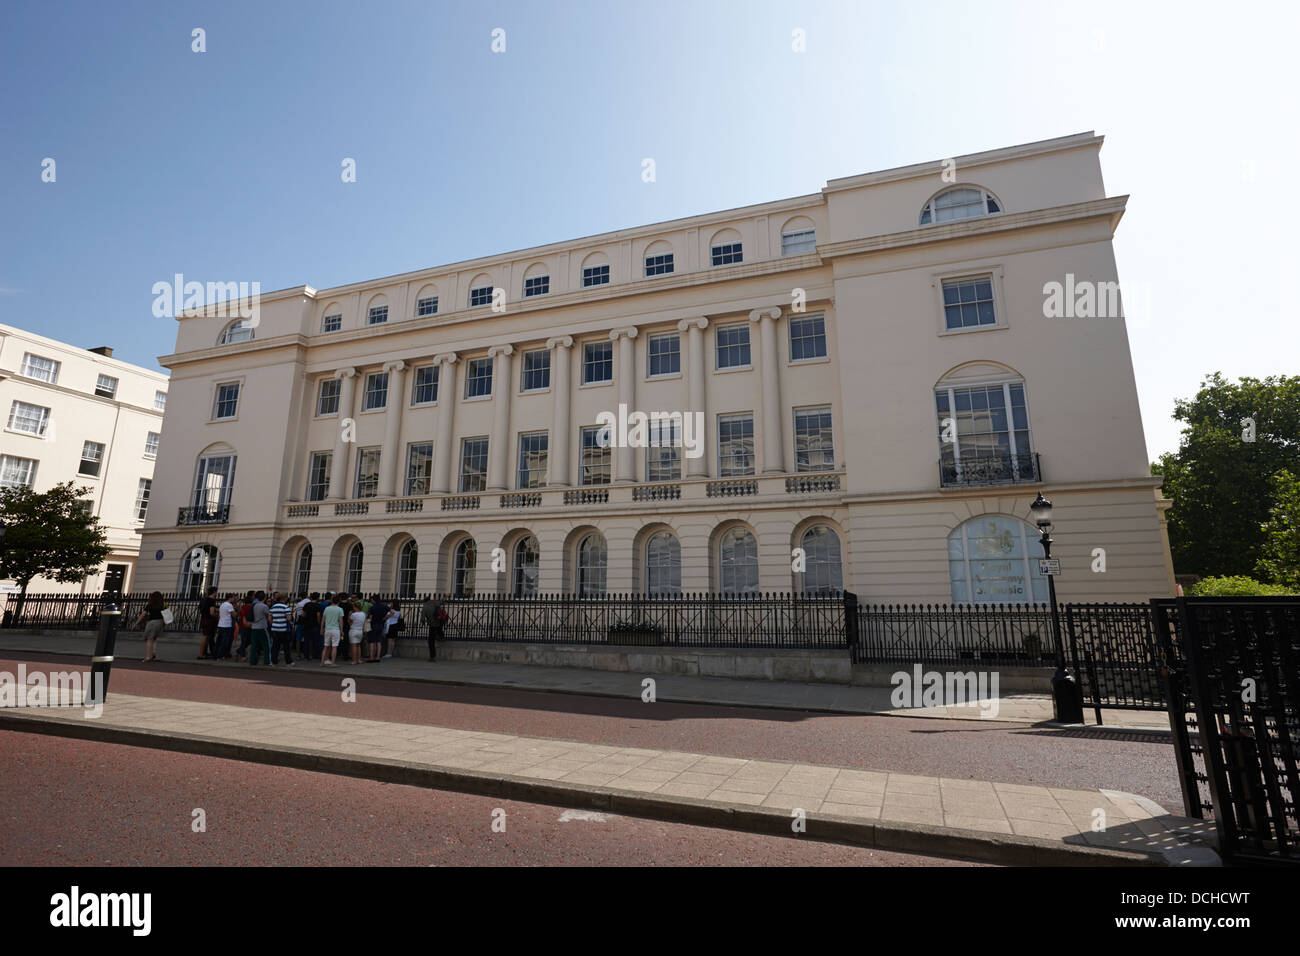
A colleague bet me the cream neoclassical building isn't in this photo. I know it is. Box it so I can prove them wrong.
[135,132,1175,604]
[0,324,169,594]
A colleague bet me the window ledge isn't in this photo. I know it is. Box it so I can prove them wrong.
[938,323,1007,338]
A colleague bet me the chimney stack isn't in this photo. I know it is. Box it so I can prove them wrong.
[88,346,114,357]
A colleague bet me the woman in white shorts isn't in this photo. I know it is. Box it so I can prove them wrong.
[348,605,367,665]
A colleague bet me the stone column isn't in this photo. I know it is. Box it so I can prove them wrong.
[610,326,638,483]
[378,360,407,497]
[547,336,574,486]
[677,317,709,478]
[487,344,514,491]
[432,352,458,494]
[328,367,358,499]
[750,307,785,474]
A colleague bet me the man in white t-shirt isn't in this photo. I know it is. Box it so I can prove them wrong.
[214,595,236,660]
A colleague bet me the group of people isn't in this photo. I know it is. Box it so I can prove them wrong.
[194,588,450,667]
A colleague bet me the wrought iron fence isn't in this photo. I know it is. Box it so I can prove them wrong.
[851,602,1059,666]
[0,591,205,633]
[1171,597,1300,865]
[1065,603,1169,712]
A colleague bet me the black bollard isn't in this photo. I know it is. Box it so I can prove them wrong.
[89,602,121,708]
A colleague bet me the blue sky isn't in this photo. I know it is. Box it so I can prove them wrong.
[2,0,1296,460]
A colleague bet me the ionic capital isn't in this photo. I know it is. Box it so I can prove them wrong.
[749,307,782,324]
[609,326,639,341]
[432,352,459,366]
[487,344,515,358]
[677,316,708,333]
[546,335,574,350]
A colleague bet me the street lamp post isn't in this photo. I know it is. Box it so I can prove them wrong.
[1030,493,1084,724]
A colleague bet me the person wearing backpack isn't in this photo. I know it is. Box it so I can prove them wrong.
[421,597,448,661]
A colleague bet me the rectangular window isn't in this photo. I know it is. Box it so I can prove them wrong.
[711,242,743,266]
[644,253,674,277]
[79,440,105,477]
[94,374,119,398]
[306,452,332,501]
[517,432,549,489]
[582,264,610,287]
[144,432,160,458]
[316,378,340,416]
[523,275,549,297]
[0,455,37,489]
[20,353,60,384]
[646,419,682,482]
[789,314,828,361]
[459,438,489,492]
[781,229,817,255]
[7,400,50,436]
[469,286,493,308]
[521,349,550,391]
[715,323,751,369]
[647,332,680,377]
[582,341,612,384]
[941,276,997,330]
[213,383,240,419]
[363,372,388,411]
[465,358,493,398]
[154,390,167,411]
[416,296,438,317]
[321,312,342,333]
[73,499,94,519]
[367,305,389,325]
[134,478,152,522]
[580,426,611,486]
[192,454,236,512]
[354,447,381,498]
[406,442,434,496]
[718,413,755,477]
[411,365,439,405]
[794,406,835,471]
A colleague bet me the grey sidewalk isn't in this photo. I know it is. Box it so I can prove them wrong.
[0,690,1214,866]
[0,630,1172,730]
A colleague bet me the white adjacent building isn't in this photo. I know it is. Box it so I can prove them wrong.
[135,132,1176,603]
[0,324,169,593]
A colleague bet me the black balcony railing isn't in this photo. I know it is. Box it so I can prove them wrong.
[940,452,1040,487]
[176,504,230,526]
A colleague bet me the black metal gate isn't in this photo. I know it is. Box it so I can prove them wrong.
[1163,597,1300,865]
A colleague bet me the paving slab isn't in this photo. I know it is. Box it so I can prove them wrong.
[0,631,1172,731]
[0,690,1215,867]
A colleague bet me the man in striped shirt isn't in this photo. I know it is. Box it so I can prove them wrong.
[268,592,295,666]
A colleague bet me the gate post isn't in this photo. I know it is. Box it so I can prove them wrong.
[844,591,859,654]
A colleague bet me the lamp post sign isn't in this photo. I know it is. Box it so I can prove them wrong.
[1037,558,1061,575]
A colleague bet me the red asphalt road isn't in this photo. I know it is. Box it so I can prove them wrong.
[0,651,1184,811]
[0,731,981,866]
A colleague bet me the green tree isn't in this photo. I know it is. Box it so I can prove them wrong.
[1256,470,1300,589]
[1153,372,1300,577]
[0,482,111,606]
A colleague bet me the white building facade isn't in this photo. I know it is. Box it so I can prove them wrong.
[0,324,169,593]
[136,133,1176,603]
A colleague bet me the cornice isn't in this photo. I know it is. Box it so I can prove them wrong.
[817,196,1128,261]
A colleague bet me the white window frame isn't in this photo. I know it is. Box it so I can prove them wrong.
[920,186,1002,226]
[212,381,241,420]
[134,478,152,522]
[20,353,61,384]
[464,358,493,399]
[362,372,389,412]
[931,265,1008,337]
[411,365,439,406]
[710,242,743,266]
[144,432,160,458]
[7,400,51,437]
[936,377,1034,483]
[646,332,681,378]
[416,296,439,317]
[714,323,752,371]
[0,455,37,489]
[321,312,343,333]
[154,390,167,411]
[367,305,389,326]
[523,275,550,297]
[94,374,119,398]
[781,229,817,256]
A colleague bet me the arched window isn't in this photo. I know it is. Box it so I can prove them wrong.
[576,533,607,596]
[800,526,843,595]
[345,542,364,594]
[645,531,681,596]
[294,544,312,595]
[179,544,220,598]
[217,319,255,345]
[513,536,540,596]
[397,540,418,598]
[919,186,1001,225]
[718,527,759,595]
[453,538,477,596]
[947,515,1049,604]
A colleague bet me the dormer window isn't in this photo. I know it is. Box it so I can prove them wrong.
[919,187,1001,225]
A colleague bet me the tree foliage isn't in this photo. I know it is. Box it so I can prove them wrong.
[1256,470,1300,589]
[0,481,111,595]
[1154,372,1300,578]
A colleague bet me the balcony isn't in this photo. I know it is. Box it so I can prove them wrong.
[280,471,846,523]
[177,504,230,526]
[940,452,1041,488]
